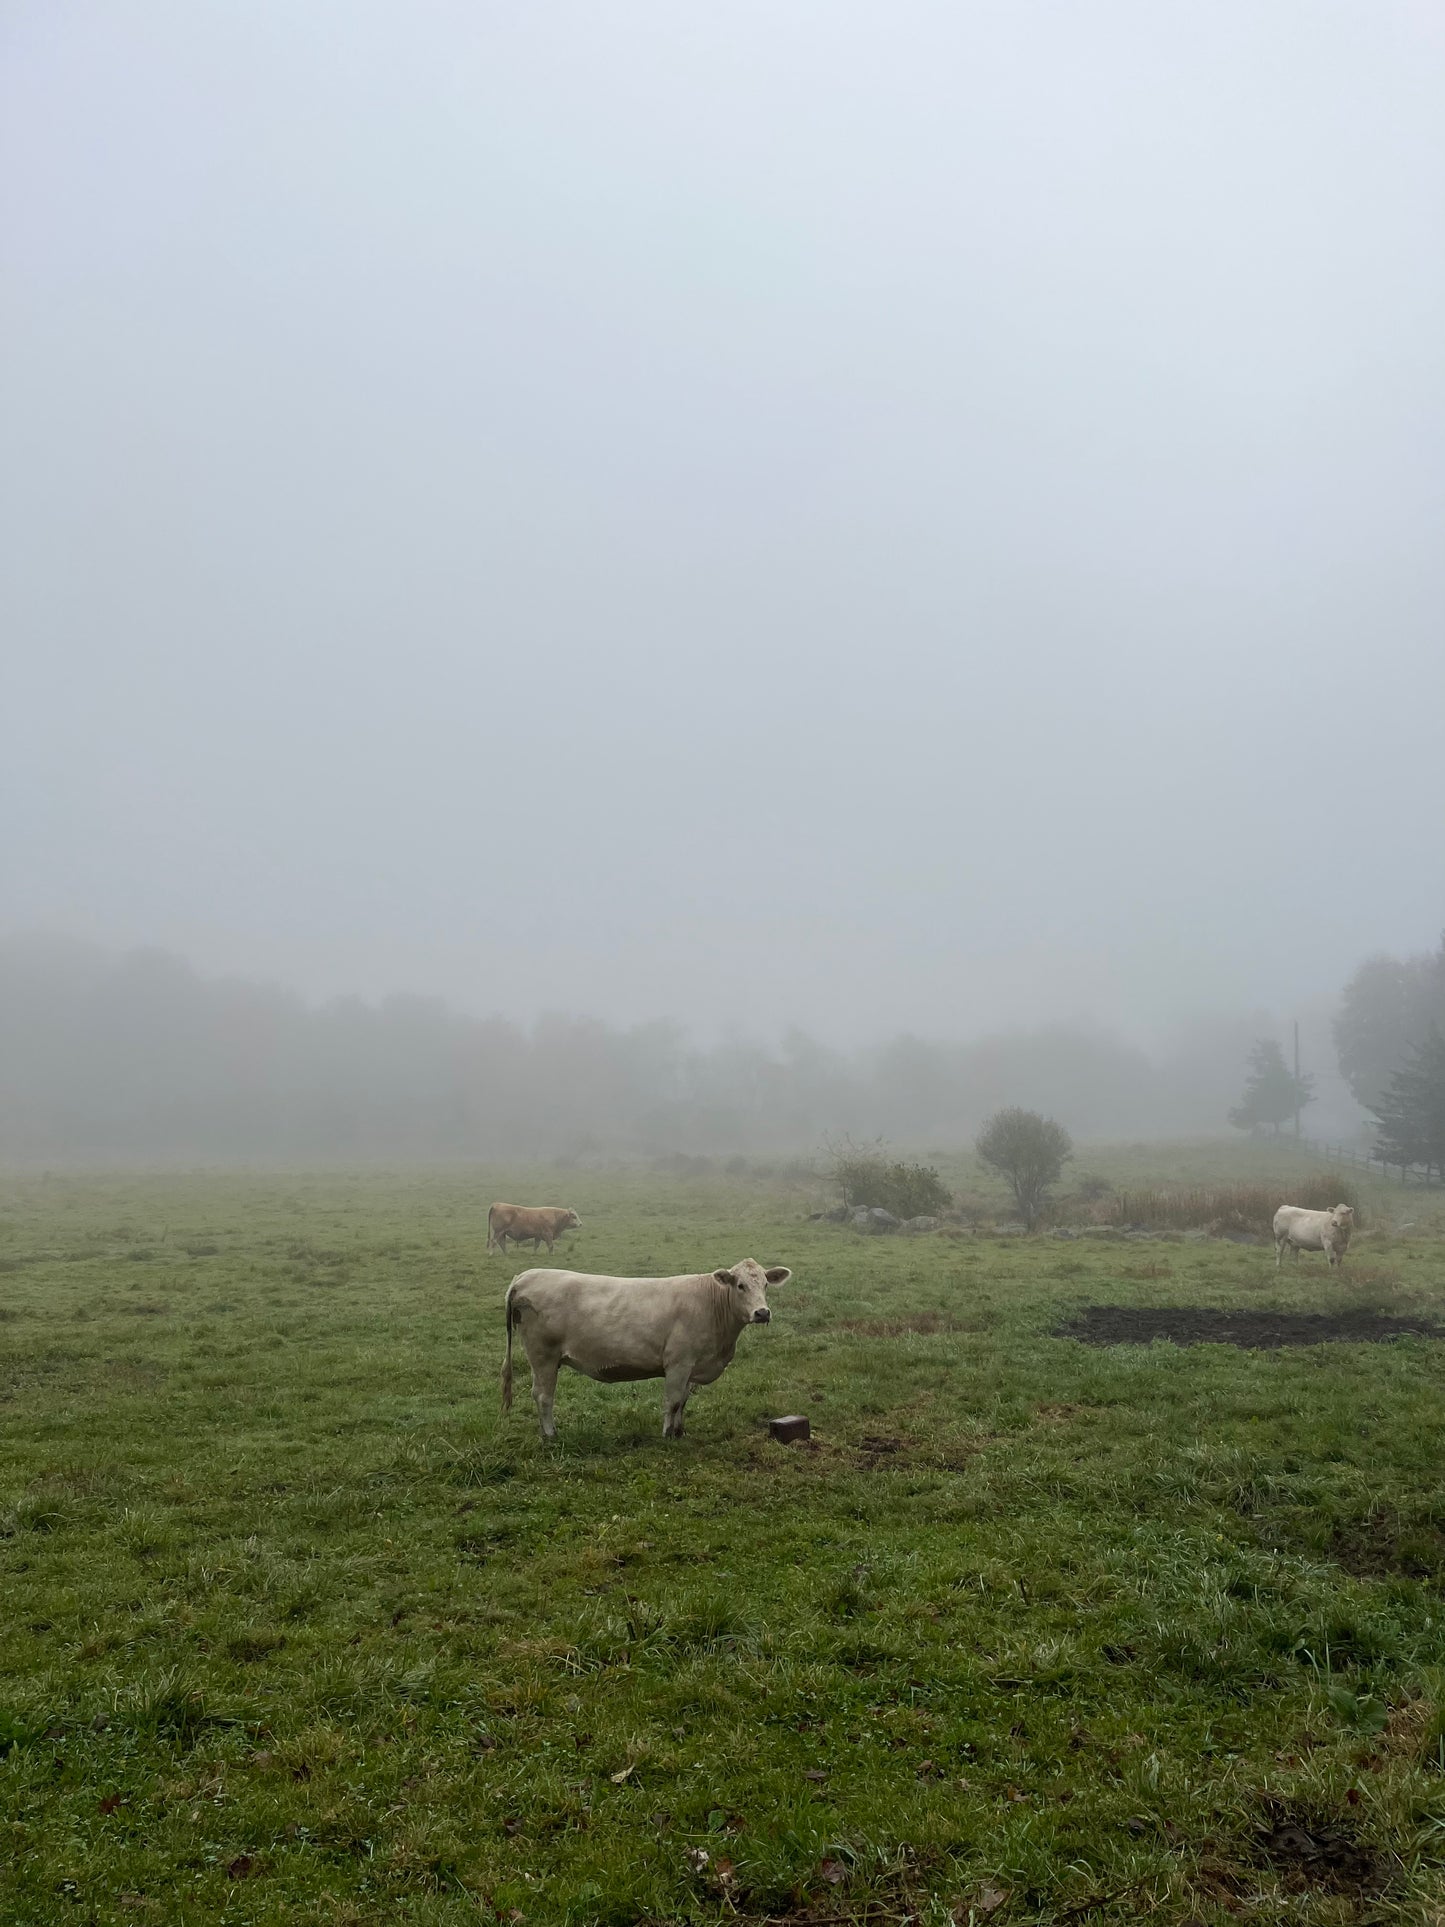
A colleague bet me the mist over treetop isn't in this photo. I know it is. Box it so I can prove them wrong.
[0,933,1361,1163]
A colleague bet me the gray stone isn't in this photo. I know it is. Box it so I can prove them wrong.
[900,1215,939,1235]
[1050,1226,1079,1240]
[850,1206,899,1232]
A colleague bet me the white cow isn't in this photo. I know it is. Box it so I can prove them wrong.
[501,1258,791,1439]
[1273,1203,1355,1269]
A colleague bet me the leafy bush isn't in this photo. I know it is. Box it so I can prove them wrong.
[826,1138,952,1219]
[975,1108,1073,1228]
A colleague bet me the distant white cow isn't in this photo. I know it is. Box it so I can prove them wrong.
[501,1258,791,1439]
[1273,1203,1355,1269]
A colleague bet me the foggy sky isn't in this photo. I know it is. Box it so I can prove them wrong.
[4,2,1444,1046]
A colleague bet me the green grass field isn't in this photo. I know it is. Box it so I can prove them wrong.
[4,1160,1445,1925]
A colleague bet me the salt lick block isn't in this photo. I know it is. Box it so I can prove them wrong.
[768,1415,810,1443]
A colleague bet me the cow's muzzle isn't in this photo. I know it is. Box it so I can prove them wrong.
[753,1307,771,1323]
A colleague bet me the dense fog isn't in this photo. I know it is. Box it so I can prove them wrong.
[0,935,1374,1163]
[3,5,1442,1148]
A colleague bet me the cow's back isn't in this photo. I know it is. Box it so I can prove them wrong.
[509,1268,715,1352]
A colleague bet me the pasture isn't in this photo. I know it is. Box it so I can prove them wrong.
[4,1163,1445,1925]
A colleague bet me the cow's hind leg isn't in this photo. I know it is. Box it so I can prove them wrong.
[529,1352,562,1441]
[662,1364,693,1439]
[1275,1234,1287,1270]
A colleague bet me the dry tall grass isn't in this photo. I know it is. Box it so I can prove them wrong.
[1057,1173,1362,1234]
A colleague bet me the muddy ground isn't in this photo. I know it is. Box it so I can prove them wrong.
[1054,1305,1445,1349]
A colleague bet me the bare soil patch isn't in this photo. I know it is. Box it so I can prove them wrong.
[1265,1506,1445,1581]
[1055,1306,1445,1350]
[1252,1801,1379,1898]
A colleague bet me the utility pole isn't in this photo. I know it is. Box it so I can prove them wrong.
[1293,1019,1301,1139]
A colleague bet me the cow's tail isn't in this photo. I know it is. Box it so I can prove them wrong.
[486,1204,497,1255]
[501,1280,516,1413]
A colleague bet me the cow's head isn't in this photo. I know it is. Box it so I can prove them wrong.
[714,1257,791,1324]
[564,1210,581,1229]
[1332,1205,1355,1231]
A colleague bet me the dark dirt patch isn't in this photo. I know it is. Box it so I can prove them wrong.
[855,1434,908,1469]
[1265,1506,1445,1580]
[1252,1801,1378,1896]
[1055,1306,1445,1351]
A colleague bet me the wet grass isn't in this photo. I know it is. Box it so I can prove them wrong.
[2,1166,1445,1924]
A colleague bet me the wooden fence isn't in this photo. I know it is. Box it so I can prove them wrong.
[1301,1137,1442,1188]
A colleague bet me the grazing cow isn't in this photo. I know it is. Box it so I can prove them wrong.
[486,1203,580,1256]
[1273,1203,1355,1269]
[501,1258,791,1439]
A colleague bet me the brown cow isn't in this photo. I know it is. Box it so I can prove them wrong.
[487,1202,581,1256]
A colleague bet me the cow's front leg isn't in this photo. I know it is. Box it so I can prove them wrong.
[530,1354,561,1440]
[662,1363,693,1439]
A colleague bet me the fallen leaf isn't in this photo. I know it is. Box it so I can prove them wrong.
[684,1847,710,1874]
[820,1858,847,1885]
[610,1765,635,1784]
[98,1794,123,1815]
[976,1888,1009,1915]
[802,1769,828,1783]
[1005,1785,1026,1802]
[1346,1786,1361,1805]
[249,1751,274,1769]
[917,1758,936,1777]
[714,1855,737,1892]
[226,1856,255,1880]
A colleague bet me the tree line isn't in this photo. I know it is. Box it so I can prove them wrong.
[0,934,1308,1164]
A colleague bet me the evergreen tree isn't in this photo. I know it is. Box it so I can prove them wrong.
[1335,937,1445,1111]
[1370,1027,1445,1178]
[1228,1038,1314,1136]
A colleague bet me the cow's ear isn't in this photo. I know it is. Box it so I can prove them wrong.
[713,1268,736,1287]
[764,1267,792,1286]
